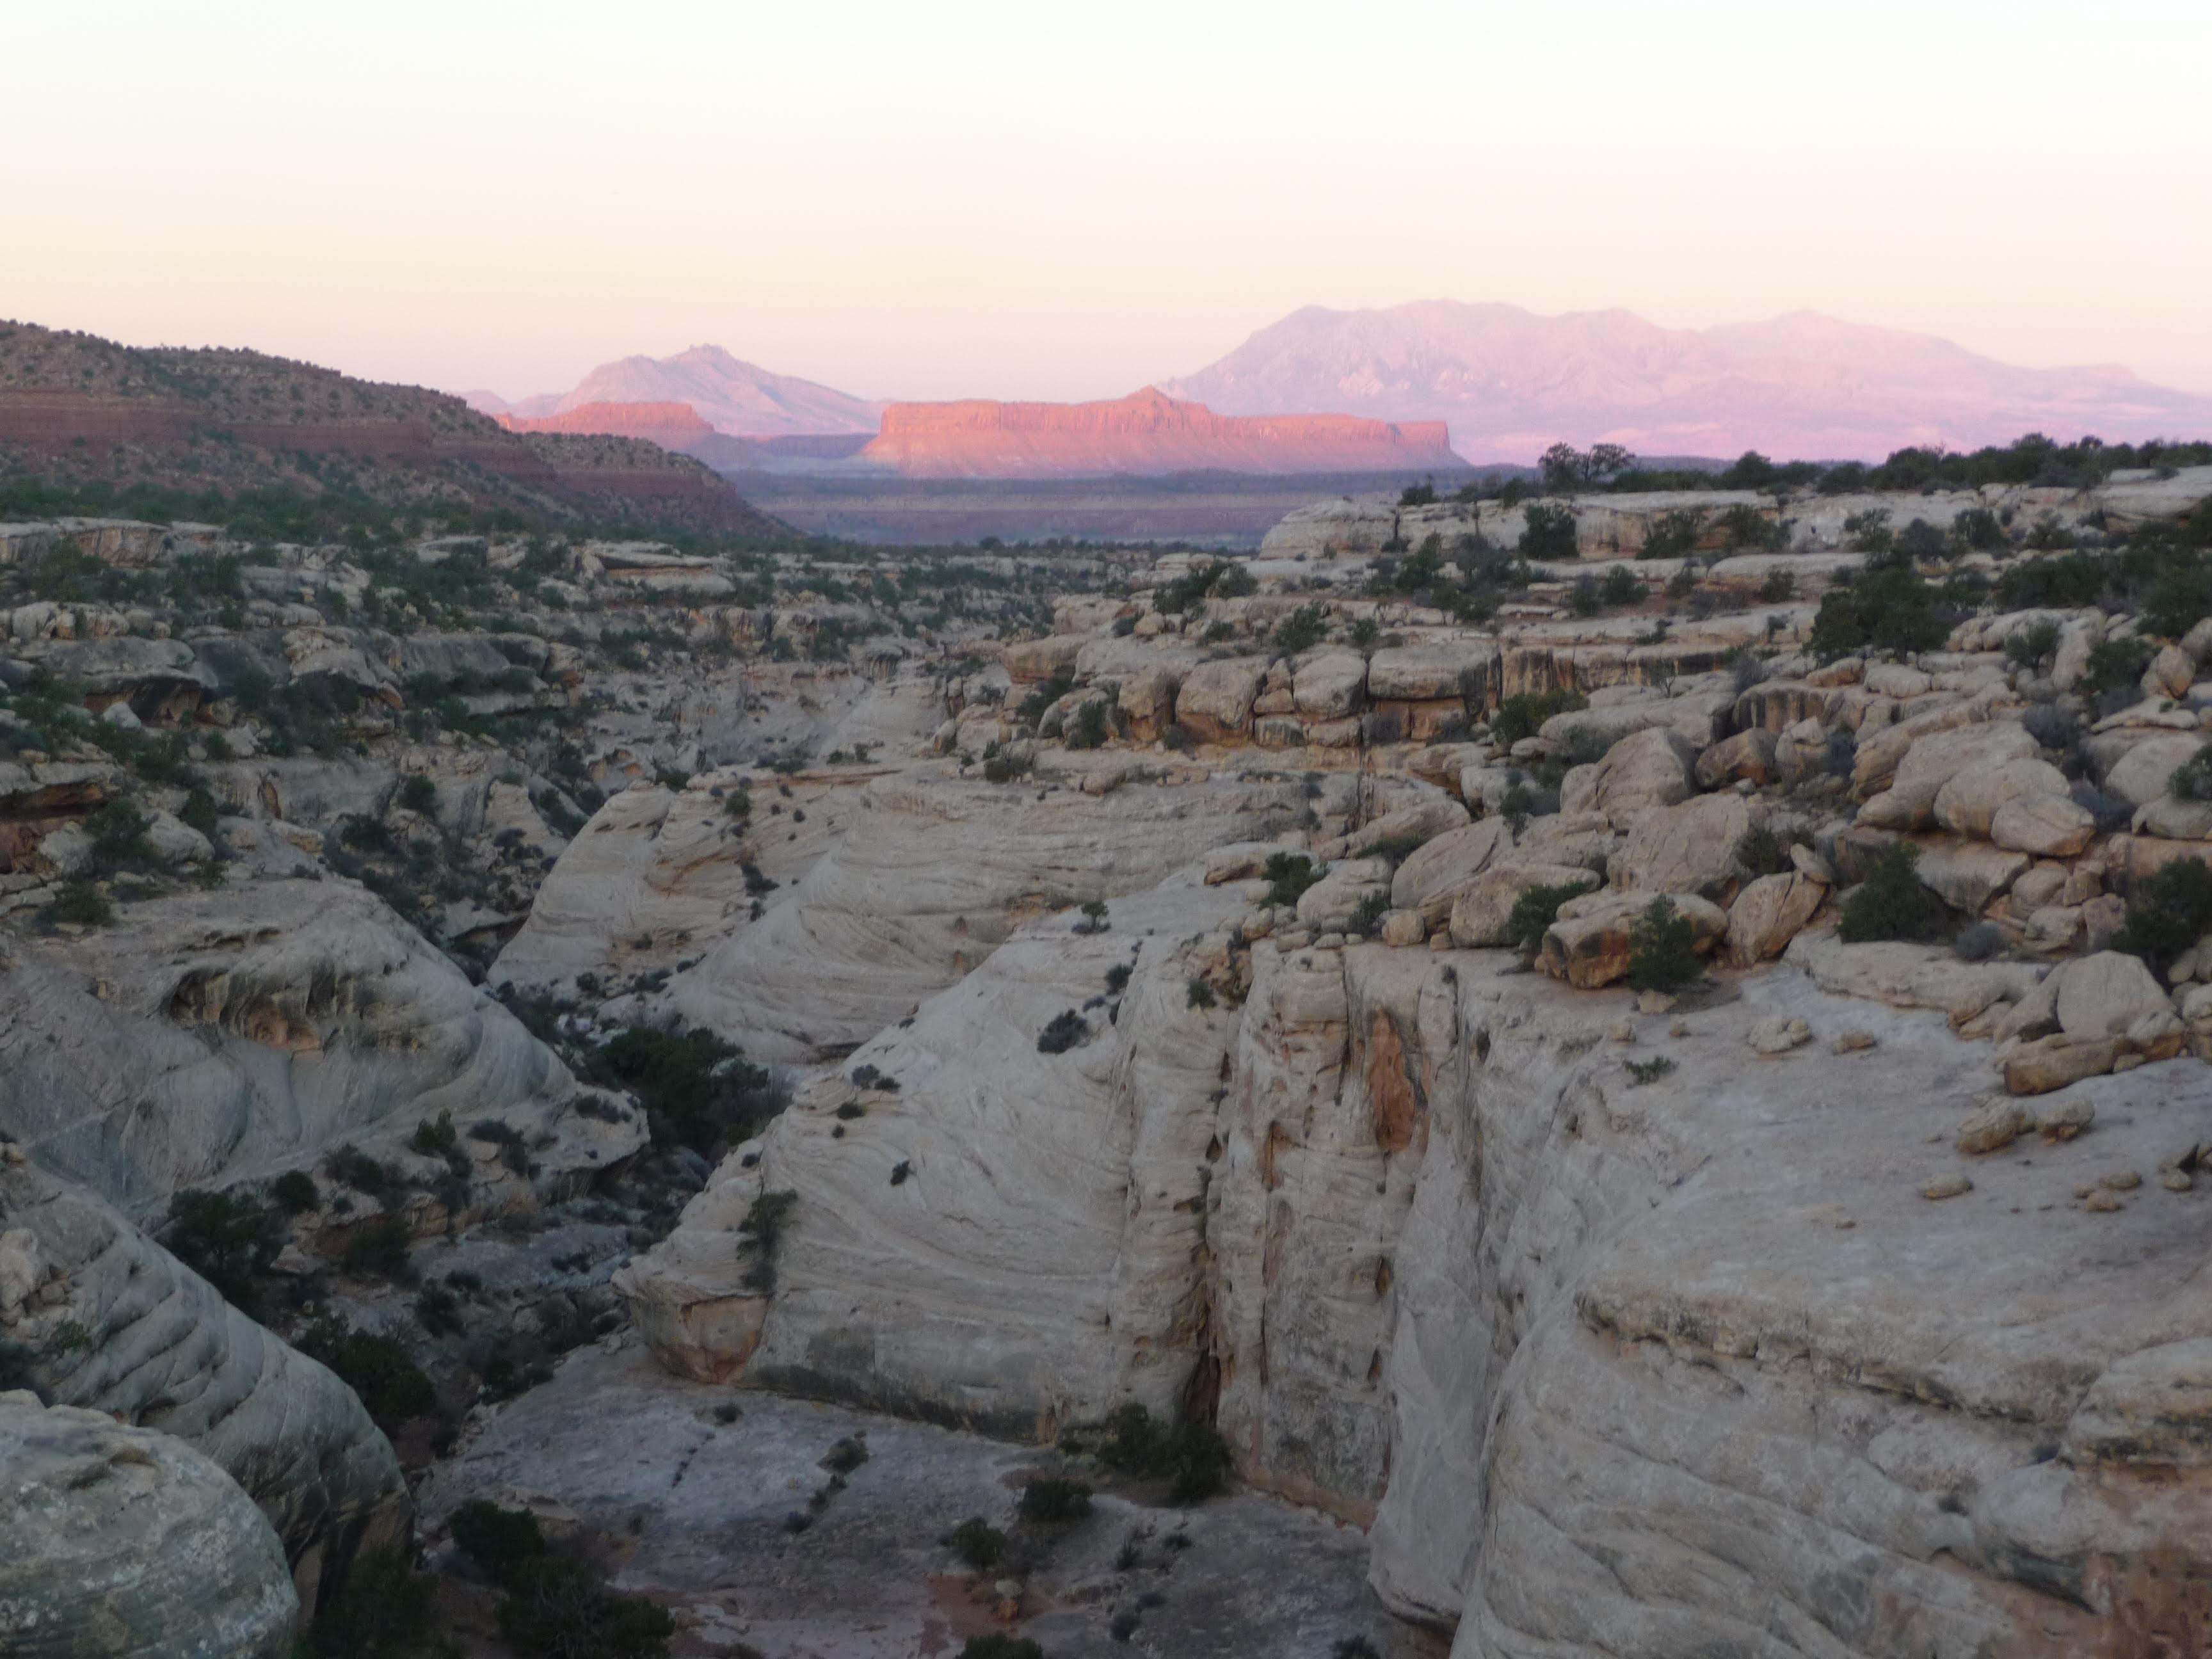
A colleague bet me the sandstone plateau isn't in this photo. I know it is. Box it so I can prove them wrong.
[857,386,1461,478]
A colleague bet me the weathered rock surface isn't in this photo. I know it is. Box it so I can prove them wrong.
[0,1390,298,1658]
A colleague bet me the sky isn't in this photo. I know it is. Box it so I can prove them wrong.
[8,1,2210,404]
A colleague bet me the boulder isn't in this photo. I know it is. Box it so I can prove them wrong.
[1347,799,1470,859]
[1914,840,2029,913]
[1747,1016,1813,1055]
[0,1392,298,1658]
[1366,645,1473,701]
[1859,723,2037,829]
[1116,666,1183,737]
[1608,793,1751,902]
[2003,1034,2124,1095]
[2103,733,2205,808]
[1390,819,1513,925]
[1293,652,1368,719]
[1694,728,1778,789]
[1002,635,1087,684]
[2064,1339,2212,1468]
[1295,858,1394,932]
[1447,863,1599,948]
[1560,726,1697,818]
[1991,793,2097,858]
[2146,643,2196,699]
[2053,950,2177,1041]
[1537,890,1726,989]
[1932,757,2073,838]
[1723,872,1825,966]
[1176,659,1267,741]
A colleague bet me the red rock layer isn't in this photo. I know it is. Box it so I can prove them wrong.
[858,387,1459,478]
[496,400,716,451]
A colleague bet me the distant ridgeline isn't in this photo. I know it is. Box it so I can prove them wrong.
[0,321,791,540]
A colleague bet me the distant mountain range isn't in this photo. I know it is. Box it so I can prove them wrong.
[1162,302,2212,463]
[463,303,2212,477]
[465,345,881,439]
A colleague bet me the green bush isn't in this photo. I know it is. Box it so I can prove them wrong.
[1091,1404,1235,1505]
[585,1026,785,1155]
[1505,879,1596,954]
[84,801,163,877]
[450,1498,547,1584]
[737,1190,799,1294]
[268,1169,320,1214]
[1272,604,1329,653]
[1640,509,1704,561]
[41,879,113,927]
[497,1555,673,1659]
[1807,566,1956,659]
[1598,565,1640,607]
[1519,504,1578,561]
[179,785,221,840]
[163,1189,284,1313]
[2115,856,2212,973]
[1262,852,1322,910]
[961,1638,1043,1659]
[1625,897,1704,993]
[1037,1010,1088,1054]
[1018,1476,1093,1523]
[1733,823,1800,879]
[301,1547,438,1659]
[2084,636,2153,696]
[2170,742,2212,803]
[397,774,438,815]
[1837,844,1943,942]
[945,1516,1008,1570]
[1186,977,1218,1010]
[2004,620,2060,670]
[342,1216,416,1283]
[1489,689,1585,748]
[1066,700,1110,749]
[408,1111,457,1157]
[294,1317,436,1428]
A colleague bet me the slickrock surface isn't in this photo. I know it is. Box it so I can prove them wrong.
[0,1389,299,1658]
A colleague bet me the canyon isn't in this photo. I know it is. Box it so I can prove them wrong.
[1,415,2211,1658]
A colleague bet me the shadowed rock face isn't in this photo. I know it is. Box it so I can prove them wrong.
[620,850,2212,1656]
[0,881,643,1223]
[0,1390,299,1659]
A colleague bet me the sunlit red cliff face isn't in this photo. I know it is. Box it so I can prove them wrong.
[856,387,1461,477]
[495,400,714,449]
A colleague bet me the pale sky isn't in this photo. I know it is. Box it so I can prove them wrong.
[8,1,2209,403]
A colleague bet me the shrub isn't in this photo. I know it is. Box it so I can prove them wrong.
[1263,852,1323,910]
[1038,1010,1089,1054]
[179,785,221,840]
[325,1144,399,1196]
[341,1216,416,1283]
[1951,506,2004,552]
[982,750,1032,785]
[302,1547,436,1659]
[1489,689,1585,748]
[268,1169,319,1214]
[945,1517,1007,1571]
[294,1317,436,1428]
[408,1111,457,1157]
[1838,844,1942,943]
[1018,1477,1093,1523]
[1952,922,2005,962]
[1625,897,1703,993]
[737,1190,798,1294]
[415,1281,465,1338]
[1104,962,1132,995]
[1347,890,1388,936]
[2173,742,2212,803]
[2114,856,2212,973]
[1092,1404,1235,1505]
[1505,879,1595,954]
[585,1026,785,1155]
[1334,1639,1383,1659]
[1807,566,1957,659]
[397,774,438,815]
[1624,1056,1676,1087]
[1186,977,1217,1010]
[2005,621,2060,671]
[1066,700,1110,749]
[1598,565,1640,607]
[1566,573,1601,616]
[1896,518,1948,563]
[497,1555,674,1659]
[1519,503,1578,561]
[961,1638,1043,1659]
[1272,604,1329,653]
[821,1436,870,1475]
[2083,636,2152,696]
[1718,504,1782,550]
[163,1189,284,1313]
[41,879,113,927]
[1732,822,1806,878]
[1759,568,1796,604]
[1640,509,1704,561]
[451,1498,547,1584]
[83,801,162,876]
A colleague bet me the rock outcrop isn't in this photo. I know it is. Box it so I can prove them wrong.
[0,1389,299,1658]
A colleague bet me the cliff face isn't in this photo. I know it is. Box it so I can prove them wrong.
[496,399,715,450]
[858,387,1461,478]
